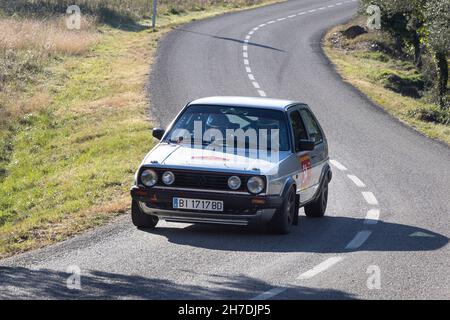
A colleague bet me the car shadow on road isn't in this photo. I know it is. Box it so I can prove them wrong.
[145,216,448,253]
[0,266,354,300]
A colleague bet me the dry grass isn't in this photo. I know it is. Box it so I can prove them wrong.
[0,16,100,55]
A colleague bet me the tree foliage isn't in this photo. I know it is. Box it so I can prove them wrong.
[361,0,449,109]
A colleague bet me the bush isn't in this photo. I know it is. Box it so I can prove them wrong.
[407,106,450,125]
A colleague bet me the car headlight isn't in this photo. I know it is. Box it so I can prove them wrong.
[247,176,265,194]
[162,171,175,185]
[141,169,158,187]
[228,176,241,190]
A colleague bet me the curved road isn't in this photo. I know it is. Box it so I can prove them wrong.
[1,0,449,299]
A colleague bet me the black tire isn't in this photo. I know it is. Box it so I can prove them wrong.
[131,200,159,229]
[304,180,328,218]
[269,187,296,234]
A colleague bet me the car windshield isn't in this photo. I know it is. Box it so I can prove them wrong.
[164,105,290,152]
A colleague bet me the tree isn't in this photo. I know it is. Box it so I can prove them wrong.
[422,0,450,109]
[361,0,426,65]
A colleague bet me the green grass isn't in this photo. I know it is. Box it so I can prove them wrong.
[324,19,450,145]
[0,0,283,258]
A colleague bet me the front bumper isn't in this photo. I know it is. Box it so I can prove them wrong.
[130,186,283,226]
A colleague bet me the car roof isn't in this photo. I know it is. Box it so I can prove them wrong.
[187,96,300,111]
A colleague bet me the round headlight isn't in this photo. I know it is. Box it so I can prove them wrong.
[228,176,241,190]
[141,169,158,187]
[162,171,175,185]
[247,176,265,194]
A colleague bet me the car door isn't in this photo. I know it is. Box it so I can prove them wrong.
[299,106,327,203]
[287,107,312,202]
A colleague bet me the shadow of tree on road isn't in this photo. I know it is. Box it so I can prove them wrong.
[176,28,286,52]
[0,266,353,300]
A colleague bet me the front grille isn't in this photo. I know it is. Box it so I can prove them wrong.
[139,168,265,193]
[157,169,248,191]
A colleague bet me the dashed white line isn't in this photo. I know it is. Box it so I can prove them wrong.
[362,191,378,206]
[288,14,296,18]
[244,59,250,65]
[252,82,261,89]
[257,90,267,97]
[345,230,372,249]
[347,174,366,188]
[243,52,248,59]
[245,66,252,73]
[251,287,286,300]
[248,74,255,81]
[364,209,380,225]
[297,257,343,280]
[330,159,348,171]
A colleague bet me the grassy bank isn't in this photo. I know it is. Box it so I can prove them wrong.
[324,18,450,145]
[0,0,282,258]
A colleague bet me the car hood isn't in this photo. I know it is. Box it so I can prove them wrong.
[143,143,289,175]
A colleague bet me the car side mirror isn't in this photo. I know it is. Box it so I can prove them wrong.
[298,139,315,151]
[152,128,165,140]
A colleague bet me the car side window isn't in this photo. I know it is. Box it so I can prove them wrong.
[300,109,323,144]
[289,110,308,152]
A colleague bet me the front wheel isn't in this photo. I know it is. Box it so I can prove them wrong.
[304,180,328,218]
[131,200,159,229]
[268,187,296,234]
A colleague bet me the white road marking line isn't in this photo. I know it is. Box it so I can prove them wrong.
[298,12,306,15]
[245,66,252,73]
[330,159,348,171]
[243,52,248,58]
[253,27,259,31]
[288,14,296,18]
[258,90,267,97]
[248,31,254,35]
[297,257,343,280]
[318,7,326,10]
[248,74,255,81]
[364,209,380,225]
[308,9,316,13]
[345,230,372,250]
[243,45,248,51]
[244,39,249,43]
[362,191,378,206]
[268,20,275,24]
[409,231,436,238]
[347,174,366,188]
[336,2,343,5]
[252,82,261,89]
[245,35,251,40]
[251,287,286,300]
[259,23,266,27]
[244,59,250,65]
[277,18,286,21]
[328,5,335,8]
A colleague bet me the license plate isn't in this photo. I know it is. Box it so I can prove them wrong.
[173,197,224,212]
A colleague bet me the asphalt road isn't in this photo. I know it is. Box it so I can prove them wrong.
[1,0,449,299]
